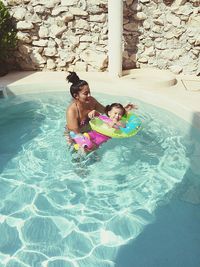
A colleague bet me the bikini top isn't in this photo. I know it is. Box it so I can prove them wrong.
[75,102,90,127]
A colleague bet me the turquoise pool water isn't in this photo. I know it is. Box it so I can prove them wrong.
[0,92,200,267]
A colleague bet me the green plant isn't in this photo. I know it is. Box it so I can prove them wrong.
[0,1,17,64]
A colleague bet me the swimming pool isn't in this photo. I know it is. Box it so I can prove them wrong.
[0,91,200,267]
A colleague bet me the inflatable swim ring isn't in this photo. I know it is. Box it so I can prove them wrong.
[69,131,110,151]
[89,112,141,138]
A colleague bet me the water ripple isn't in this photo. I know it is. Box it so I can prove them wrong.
[0,92,199,266]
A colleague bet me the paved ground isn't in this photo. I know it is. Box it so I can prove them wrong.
[0,68,200,129]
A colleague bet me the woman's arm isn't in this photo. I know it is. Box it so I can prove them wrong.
[87,97,105,119]
[92,97,105,114]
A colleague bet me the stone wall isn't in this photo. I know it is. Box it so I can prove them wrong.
[123,0,200,75]
[3,0,108,72]
[2,0,200,75]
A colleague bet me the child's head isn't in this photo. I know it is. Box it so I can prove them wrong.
[66,72,90,101]
[105,103,126,121]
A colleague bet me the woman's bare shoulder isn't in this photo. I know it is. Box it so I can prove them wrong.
[67,102,76,115]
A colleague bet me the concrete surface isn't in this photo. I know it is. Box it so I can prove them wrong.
[0,68,200,130]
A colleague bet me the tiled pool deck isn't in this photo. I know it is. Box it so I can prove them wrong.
[0,69,200,129]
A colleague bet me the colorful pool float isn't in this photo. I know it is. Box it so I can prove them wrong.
[69,131,110,151]
[89,113,142,138]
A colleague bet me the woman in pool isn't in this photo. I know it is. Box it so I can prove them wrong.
[66,71,104,134]
[65,72,137,139]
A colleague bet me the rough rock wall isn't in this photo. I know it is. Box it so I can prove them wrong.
[123,0,200,75]
[2,0,200,75]
[3,0,108,72]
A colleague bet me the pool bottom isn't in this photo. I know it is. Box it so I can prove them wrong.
[116,197,200,267]
[0,91,200,267]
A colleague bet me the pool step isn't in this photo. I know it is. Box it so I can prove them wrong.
[122,68,177,88]
[0,86,7,98]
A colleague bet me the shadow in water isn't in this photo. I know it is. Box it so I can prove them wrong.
[0,97,45,173]
[115,112,200,267]
[115,198,200,267]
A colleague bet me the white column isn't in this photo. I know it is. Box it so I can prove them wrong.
[108,0,123,78]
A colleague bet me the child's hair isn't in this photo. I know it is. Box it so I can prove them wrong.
[105,103,126,116]
[66,71,88,98]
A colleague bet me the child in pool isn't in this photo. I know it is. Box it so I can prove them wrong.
[104,103,127,128]
[70,103,127,152]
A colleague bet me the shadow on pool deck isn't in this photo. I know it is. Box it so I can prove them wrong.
[115,112,200,267]
[0,71,36,87]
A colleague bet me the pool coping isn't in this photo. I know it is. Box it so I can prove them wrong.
[0,70,200,130]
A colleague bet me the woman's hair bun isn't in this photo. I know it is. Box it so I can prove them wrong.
[66,72,80,85]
